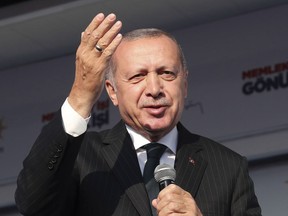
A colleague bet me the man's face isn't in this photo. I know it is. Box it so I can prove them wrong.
[105,36,188,140]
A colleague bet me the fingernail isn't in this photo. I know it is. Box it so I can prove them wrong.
[108,13,116,20]
[115,21,122,27]
[96,13,104,19]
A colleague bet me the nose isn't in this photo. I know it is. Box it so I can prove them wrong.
[145,72,163,98]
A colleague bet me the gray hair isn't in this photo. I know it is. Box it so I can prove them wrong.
[105,28,188,88]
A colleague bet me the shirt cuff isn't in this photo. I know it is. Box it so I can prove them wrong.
[61,98,90,137]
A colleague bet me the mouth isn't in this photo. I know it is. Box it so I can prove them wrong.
[143,105,167,116]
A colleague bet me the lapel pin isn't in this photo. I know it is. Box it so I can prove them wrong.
[189,157,196,165]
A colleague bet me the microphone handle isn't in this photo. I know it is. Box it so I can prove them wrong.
[159,179,175,191]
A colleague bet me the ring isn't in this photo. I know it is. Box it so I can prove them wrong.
[95,44,103,52]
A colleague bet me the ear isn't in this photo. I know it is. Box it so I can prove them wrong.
[184,70,188,98]
[105,80,118,106]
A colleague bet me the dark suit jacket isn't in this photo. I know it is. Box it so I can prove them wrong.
[15,111,261,216]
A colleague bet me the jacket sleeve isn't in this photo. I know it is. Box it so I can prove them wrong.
[15,110,84,216]
[231,158,262,216]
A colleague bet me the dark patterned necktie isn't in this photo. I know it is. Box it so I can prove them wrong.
[143,143,167,215]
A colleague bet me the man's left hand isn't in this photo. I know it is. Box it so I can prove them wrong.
[152,184,203,216]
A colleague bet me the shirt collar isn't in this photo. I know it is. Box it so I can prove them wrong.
[125,125,178,154]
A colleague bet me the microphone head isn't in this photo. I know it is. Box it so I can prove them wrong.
[154,163,176,183]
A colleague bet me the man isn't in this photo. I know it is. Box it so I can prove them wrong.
[15,13,261,216]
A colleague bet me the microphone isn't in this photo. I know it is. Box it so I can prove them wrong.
[154,164,176,191]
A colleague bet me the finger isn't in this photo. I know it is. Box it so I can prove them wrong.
[156,185,195,212]
[157,197,195,215]
[82,13,105,43]
[101,33,122,57]
[87,13,118,49]
[158,184,182,198]
[162,201,187,214]
[96,20,122,51]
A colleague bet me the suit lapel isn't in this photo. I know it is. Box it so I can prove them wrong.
[175,123,207,197]
[101,121,151,216]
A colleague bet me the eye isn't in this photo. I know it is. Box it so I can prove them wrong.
[160,71,177,81]
[128,73,146,83]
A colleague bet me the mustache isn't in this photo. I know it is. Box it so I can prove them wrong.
[140,98,171,107]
